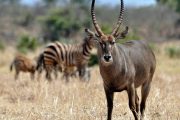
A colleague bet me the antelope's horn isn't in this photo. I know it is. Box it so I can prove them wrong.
[91,0,104,36]
[111,0,124,37]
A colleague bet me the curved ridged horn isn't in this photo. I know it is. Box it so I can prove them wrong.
[91,0,104,36]
[111,0,124,37]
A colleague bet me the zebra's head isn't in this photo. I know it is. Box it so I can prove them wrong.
[85,0,128,65]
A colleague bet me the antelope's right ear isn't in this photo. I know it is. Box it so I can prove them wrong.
[85,28,100,41]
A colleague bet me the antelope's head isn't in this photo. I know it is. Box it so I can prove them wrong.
[85,0,128,65]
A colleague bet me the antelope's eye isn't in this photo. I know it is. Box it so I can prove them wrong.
[99,42,105,48]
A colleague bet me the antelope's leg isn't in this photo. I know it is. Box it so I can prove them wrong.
[104,89,114,120]
[30,72,35,80]
[140,82,151,120]
[135,89,140,113]
[15,70,19,80]
[127,83,139,120]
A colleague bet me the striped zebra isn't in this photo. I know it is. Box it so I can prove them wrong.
[36,35,94,82]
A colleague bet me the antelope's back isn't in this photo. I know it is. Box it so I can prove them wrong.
[120,40,156,86]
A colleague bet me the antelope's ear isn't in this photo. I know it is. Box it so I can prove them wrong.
[85,28,100,41]
[115,26,129,40]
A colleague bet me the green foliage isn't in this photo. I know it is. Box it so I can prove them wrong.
[88,54,98,67]
[157,0,180,12]
[101,24,112,34]
[17,35,39,54]
[39,7,89,41]
[0,41,5,51]
[166,46,180,58]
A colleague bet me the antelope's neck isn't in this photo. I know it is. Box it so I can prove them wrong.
[98,45,125,80]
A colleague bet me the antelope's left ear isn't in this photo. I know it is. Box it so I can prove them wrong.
[85,28,100,41]
[115,26,129,40]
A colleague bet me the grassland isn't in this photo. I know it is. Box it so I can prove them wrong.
[0,42,179,120]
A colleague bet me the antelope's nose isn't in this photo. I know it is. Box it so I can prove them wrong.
[104,55,111,62]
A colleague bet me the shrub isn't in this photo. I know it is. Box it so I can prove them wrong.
[88,54,98,67]
[17,35,39,54]
[166,47,180,58]
[39,7,89,41]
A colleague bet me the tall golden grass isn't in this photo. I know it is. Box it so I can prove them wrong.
[0,42,179,120]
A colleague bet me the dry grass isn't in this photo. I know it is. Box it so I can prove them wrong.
[0,42,179,120]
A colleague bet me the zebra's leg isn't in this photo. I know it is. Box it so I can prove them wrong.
[84,67,91,81]
[54,68,58,79]
[45,67,52,81]
[78,67,84,81]
[37,67,43,81]
[79,66,89,81]
[64,70,70,83]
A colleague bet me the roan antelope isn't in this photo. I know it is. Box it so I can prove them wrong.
[85,0,156,120]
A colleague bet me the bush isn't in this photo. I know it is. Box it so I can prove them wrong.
[39,7,90,41]
[88,54,98,67]
[166,47,180,58]
[0,41,5,51]
[17,35,39,54]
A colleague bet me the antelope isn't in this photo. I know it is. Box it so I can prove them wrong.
[85,0,156,120]
[10,54,36,80]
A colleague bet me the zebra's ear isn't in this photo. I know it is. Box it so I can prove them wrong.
[115,26,129,40]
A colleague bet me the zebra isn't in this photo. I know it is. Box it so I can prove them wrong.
[36,35,94,82]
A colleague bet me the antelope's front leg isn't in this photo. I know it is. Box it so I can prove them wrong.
[104,88,114,120]
[127,83,139,120]
[15,70,19,80]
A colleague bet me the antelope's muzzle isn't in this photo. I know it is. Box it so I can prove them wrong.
[103,54,112,62]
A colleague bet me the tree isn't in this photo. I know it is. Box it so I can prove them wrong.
[157,0,180,13]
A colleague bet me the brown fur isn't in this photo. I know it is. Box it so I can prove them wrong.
[10,54,36,80]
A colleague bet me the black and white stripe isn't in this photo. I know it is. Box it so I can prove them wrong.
[36,36,94,81]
